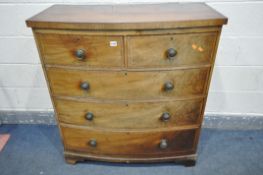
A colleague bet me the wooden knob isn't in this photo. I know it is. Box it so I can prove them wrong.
[159,139,168,149]
[75,49,86,60]
[166,48,177,59]
[161,112,170,121]
[164,81,174,91]
[85,112,94,121]
[89,139,97,147]
[80,81,90,91]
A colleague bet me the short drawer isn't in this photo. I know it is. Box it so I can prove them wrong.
[37,33,123,67]
[127,32,217,68]
[61,125,197,157]
[47,67,209,100]
[55,99,203,129]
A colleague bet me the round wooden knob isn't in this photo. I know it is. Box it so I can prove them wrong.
[89,139,97,147]
[80,81,90,91]
[159,139,168,149]
[164,81,174,91]
[85,112,94,121]
[161,112,170,121]
[166,48,177,59]
[75,49,86,60]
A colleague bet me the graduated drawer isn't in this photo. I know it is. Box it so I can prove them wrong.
[37,33,123,67]
[55,99,204,129]
[47,67,209,100]
[127,32,217,68]
[61,125,197,157]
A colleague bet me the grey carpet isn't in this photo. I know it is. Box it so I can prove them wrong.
[0,125,262,175]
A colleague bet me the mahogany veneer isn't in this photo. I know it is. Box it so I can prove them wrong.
[27,3,227,166]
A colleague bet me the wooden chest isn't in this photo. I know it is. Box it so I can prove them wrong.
[26,3,227,166]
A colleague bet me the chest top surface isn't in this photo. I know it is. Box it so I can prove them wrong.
[26,3,227,30]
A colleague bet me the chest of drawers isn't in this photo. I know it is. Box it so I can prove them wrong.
[26,3,227,166]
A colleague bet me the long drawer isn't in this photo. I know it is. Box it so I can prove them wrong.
[127,32,217,68]
[47,67,210,100]
[61,125,197,157]
[55,98,203,129]
[37,33,124,67]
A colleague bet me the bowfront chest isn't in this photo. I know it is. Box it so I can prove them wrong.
[27,3,227,166]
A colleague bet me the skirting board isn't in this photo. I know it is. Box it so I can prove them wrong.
[0,111,263,130]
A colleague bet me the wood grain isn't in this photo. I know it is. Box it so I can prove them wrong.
[61,124,197,157]
[27,3,227,165]
[47,67,210,100]
[26,3,227,30]
[37,33,124,67]
[128,32,217,68]
[55,98,204,129]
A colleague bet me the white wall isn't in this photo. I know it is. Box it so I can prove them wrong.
[0,0,263,116]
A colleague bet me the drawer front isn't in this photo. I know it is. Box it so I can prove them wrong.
[61,125,197,157]
[37,33,123,67]
[56,99,203,129]
[47,68,209,100]
[128,33,217,67]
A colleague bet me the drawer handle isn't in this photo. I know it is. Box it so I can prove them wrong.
[159,139,168,149]
[88,139,97,147]
[80,81,90,91]
[75,49,86,60]
[166,48,177,59]
[85,112,94,121]
[164,81,174,91]
[161,112,170,122]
